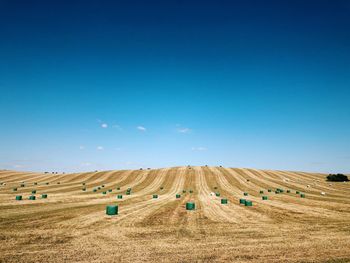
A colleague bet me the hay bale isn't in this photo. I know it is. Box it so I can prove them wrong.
[29,195,36,200]
[259,190,264,194]
[186,202,195,210]
[117,195,123,199]
[176,194,181,198]
[116,187,120,190]
[262,196,268,200]
[16,195,22,201]
[300,193,305,198]
[243,192,248,196]
[13,188,17,192]
[41,194,48,199]
[221,198,228,204]
[106,205,118,215]
[189,190,193,193]
[153,194,158,199]
[215,192,221,197]
[102,191,107,195]
[82,188,86,191]
[32,190,36,194]
[108,189,112,192]
[245,200,253,206]
[239,199,246,205]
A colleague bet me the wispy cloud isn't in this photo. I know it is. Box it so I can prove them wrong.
[137,126,146,131]
[112,124,122,130]
[101,123,108,128]
[79,145,85,150]
[177,127,191,134]
[191,147,207,151]
[81,162,92,167]
[97,146,104,150]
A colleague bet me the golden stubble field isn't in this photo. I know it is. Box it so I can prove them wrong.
[0,166,349,263]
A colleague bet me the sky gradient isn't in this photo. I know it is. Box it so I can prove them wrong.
[0,0,350,173]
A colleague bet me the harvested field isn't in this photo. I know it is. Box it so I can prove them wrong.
[0,166,349,262]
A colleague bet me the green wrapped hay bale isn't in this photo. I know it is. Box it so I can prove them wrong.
[106,205,118,215]
[32,190,36,194]
[262,196,268,200]
[153,194,158,199]
[239,199,246,205]
[186,202,195,210]
[29,195,36,200]
[259,190,264,194]
[300,193,305,198]
[102,191,107,195]
[93,189,97,192]
[245,200,253,206]
[176,194,181,199]
[42,194,48,199]
[127,188,131,192]
[268,189,272,192]
[296,191,300,194]
[275,191,279,194]
[117,195,123,199]
[16,195,22,201]
[126,191,131,195]
[243,192,248,196]
[221,198,228,204]
[13,188,17,192]
[189,190,193,193]
[108,189,112,192]
[215,192,220,197]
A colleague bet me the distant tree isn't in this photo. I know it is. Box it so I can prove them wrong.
[327,174,349,182]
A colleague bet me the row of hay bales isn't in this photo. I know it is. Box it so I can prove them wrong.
[106,188,196,216]
[15,194,48,200]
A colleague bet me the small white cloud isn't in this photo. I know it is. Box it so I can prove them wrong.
[13,164,23,168]
[177,127,191,134]
[97,146,104,150]
[79,146,85,150]
[101,123,108,128]
[192,147,207,151]
[137,126,146,131]
[81,162,92,167]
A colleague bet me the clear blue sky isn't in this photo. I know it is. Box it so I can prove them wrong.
[0,0,349,173]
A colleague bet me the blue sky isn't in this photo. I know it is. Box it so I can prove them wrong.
[0,0,349,173]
